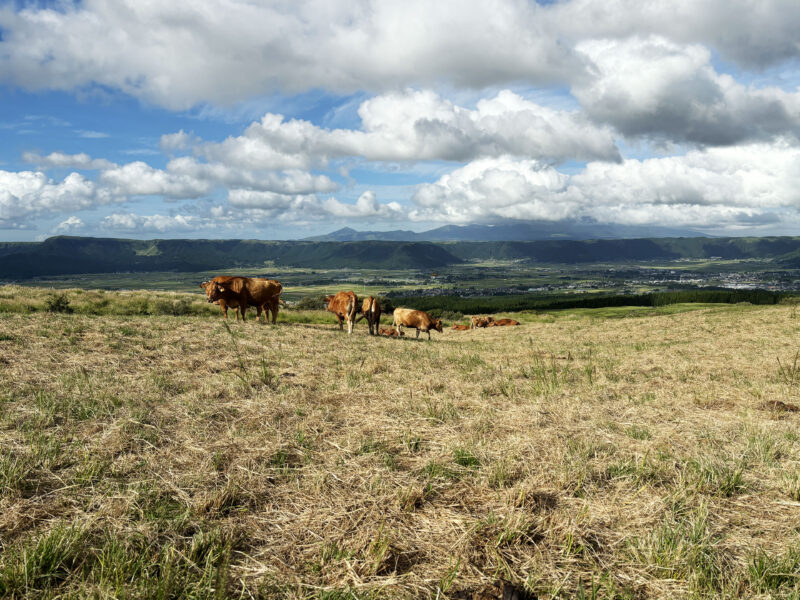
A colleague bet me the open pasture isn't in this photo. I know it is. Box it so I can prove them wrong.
[1,290,800,598]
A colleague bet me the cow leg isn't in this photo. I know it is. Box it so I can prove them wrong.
[347,317,354,334]
[270,300,278,324]
[336,314,344,330]
[220,301,229,320]
[415,329,420,339]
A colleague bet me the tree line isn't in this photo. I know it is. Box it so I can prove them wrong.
[389,289,793,314]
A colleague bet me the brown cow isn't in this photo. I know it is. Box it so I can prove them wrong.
[451,324,470,331]
[356,296,381,335]
[325,291,359,334]
[489,318,520,327]
[203,276,283,323]
[200,276,245,321]
[378,326,404,337]
[470,316,495,329]
[245,278,284,324]
[393,308,443,340]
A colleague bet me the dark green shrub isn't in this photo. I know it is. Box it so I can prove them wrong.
[45,293,73,314]
[295,295,328,310]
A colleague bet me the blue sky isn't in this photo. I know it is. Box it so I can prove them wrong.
[1,0,800,241]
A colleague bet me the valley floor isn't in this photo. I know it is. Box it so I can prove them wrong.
[1,303,800,598]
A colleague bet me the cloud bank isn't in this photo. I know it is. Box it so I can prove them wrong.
[2,1,800,237]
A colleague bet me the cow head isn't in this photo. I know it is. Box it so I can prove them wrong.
[200,280,216,302]
[207,282,229,303]
[433,319,443,333]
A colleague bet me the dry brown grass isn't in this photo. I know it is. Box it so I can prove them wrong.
[1,290,800,599]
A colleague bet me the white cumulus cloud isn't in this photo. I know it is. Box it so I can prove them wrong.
[573,36,800,145]
[200,89,620,167]
[0,0,581,109]
[22,151,116,170]
[0,170,116,228]
[53,216,85,234]
[100,212,212,234]
[225,189,405,223]
[165,157,339,195]
[98,161,212,199]
[411,143,800,228]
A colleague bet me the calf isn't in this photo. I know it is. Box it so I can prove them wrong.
[379,326,404,337]
[202,277,249,321]
[393,308,443,340]
[451,324,470,331]
[325,291,359,334]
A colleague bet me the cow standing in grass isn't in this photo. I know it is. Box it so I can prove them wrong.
[325,291,359,334]
[200,276,246,321]
[393,308,443,340]
[357,296,381,335]
[201,276,283,323]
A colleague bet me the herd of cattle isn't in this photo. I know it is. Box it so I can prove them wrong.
[199,275,519,339]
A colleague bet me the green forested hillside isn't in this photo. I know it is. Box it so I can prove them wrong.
[3,235,800,278]
[0,237,463,277]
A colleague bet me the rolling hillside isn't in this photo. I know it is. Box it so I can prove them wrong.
[1,293,799,598]
[3,235,800,278]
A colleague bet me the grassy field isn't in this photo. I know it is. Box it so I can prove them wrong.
[7,268,436,300]
[1,286,800,598]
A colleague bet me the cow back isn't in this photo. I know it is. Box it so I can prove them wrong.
[393,307,431,329]
[245,278,282,304]
[327,291,358,318]
[362,296,381,317]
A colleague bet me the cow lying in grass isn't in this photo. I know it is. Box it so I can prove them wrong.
[451,324,470,331]
[393,308,443,340]
[471,316,494,329]
[325,291,359,334]
[488,318,520,327]
[378,326,404,337]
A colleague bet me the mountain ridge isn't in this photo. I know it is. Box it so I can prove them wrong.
[303,221,708,242]
[1,235,799,279]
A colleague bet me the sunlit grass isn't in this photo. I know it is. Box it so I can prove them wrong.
[1,289,799,598]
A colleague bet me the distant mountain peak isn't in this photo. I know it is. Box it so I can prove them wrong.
[302,221,708,242]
